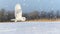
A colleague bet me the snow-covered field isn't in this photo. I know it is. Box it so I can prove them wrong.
[0,22,60,34]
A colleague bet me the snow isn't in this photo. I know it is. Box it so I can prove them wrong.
[0,22,60,34]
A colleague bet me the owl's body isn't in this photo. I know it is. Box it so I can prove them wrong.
[11,4,26,22]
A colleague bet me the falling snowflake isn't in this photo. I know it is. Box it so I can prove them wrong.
[51,8,54,10]
[23,0,26,2]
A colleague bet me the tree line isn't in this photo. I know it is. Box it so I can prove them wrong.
[23,10,60,20]
[0,9,60,22]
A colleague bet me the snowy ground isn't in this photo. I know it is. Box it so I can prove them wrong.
[0,22,60,34]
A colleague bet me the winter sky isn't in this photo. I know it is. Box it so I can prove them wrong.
[0,0,60,12]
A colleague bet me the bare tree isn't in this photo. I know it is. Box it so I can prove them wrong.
[28,11,40,20]
[40,11,47,19]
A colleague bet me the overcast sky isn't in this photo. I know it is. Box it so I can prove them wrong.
[0,0,60,12]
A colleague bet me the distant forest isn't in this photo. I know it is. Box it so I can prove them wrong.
[0,9,60,22]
